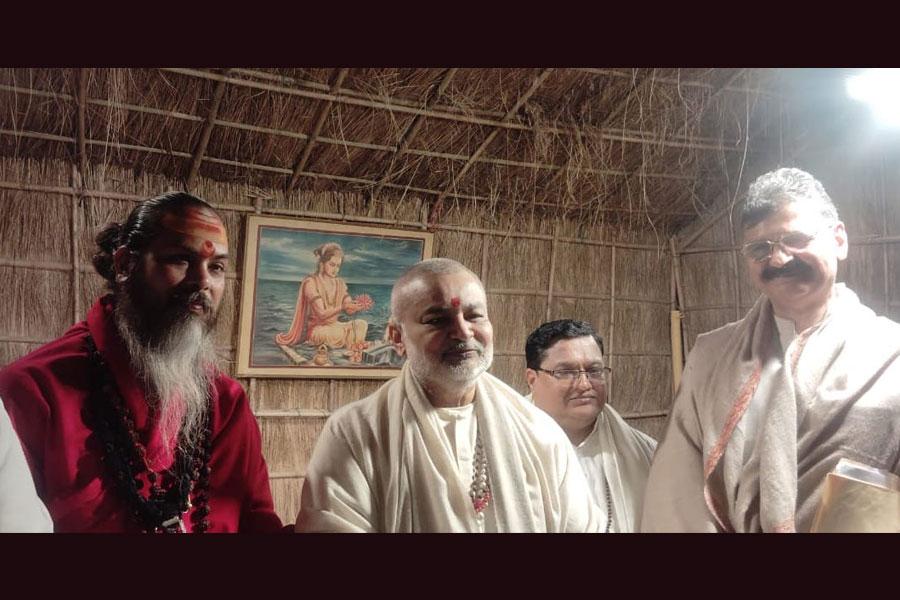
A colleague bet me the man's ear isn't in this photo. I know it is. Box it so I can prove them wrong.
[525,368,538,390]
[387,321,405,356]
[113,247,136,282]
[834,221,849,261]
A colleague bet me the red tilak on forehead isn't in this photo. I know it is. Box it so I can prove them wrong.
[200,240,215,258]
[450,297,461,308]
[161,209,228,245]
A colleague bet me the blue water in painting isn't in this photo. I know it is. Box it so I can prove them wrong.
[251,279,395,366]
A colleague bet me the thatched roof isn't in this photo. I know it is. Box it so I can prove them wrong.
[0,67,788,236]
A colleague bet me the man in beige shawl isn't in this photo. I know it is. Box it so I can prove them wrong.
[296,258,602,532]
[525,319,656,533]
[642,168,900,533]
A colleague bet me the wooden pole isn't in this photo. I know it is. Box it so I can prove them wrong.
[480,235,490,281]
[608,244,617,403]
[430,68,555,225]
[70,167,81,323]
[881,156,891,315]
[546,225,559,321]
[186,69,231,191]
[371,68,458,201]
[728,217,742,321]
[72,69,88,323]
[247,195,264,411]
[668,237,685,396]
[286,68,350,193]
[75,69,89,180]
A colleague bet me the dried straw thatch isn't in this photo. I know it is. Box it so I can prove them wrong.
[7,68,891,524]
[1,68,782,235]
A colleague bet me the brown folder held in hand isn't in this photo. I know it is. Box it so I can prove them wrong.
[810,458,900,533]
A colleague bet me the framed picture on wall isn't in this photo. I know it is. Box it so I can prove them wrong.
[235,216,433,378]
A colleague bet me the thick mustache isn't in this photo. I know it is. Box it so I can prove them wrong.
[761,260,813,282]
[443,342,483,355]
[171,290,212,312]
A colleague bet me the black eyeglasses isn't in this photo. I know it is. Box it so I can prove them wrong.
[740,228,826,262]
[534,366,611,383]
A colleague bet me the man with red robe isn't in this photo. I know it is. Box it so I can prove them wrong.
[0,192,283,533]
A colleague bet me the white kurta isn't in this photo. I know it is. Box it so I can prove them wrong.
[0,400,53,532]
[642,285,900,533]
[296,364,603,533]
[574,406,657,533]
[525,393,657,533]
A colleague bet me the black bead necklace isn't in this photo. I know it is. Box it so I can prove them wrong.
[85,334,212,533]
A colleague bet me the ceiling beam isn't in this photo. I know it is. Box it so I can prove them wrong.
[598,69,748,214]
[74,68,89,182]
[370,68,457,200]
[0,82,717,184]
[162,68,746,154]
[573,68,780,97]
[645,69,751,218]
[427,68,555,225]
[543,69,655,201]
[0,127,698,219]
[185,69,230,190]
[286,67,350,193]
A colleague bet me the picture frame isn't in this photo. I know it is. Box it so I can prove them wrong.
[235,216,433,378]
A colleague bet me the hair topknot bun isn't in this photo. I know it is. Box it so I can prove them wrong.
[92,222,123,285]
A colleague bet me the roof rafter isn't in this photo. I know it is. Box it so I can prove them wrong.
[74,68,89,182]
[286,67,350,193]
[0,83,714,184]
[598,69,748,214]
[185,68,230,190]
[427,68,555,225]
[370,68,457,201]
[543,69,656,203]
[162,68,746,154]
[0,127,702,219]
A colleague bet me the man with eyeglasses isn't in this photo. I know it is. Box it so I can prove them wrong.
[525,320,656,533]
[642,167,900,533]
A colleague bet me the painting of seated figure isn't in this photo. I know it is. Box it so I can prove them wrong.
[236,216,433,378]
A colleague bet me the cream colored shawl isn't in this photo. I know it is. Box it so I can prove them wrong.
[297,364,602,532]
[586,406,656,532]
[0,400,53,532]
[525,394,656,532]
[642,284,900,533]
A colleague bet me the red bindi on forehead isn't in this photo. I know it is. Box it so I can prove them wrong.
[161,208,228,245]
[200,240,215,258]
[450,297,461,308]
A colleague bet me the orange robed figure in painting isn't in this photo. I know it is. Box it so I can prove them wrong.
[275,243,372,360]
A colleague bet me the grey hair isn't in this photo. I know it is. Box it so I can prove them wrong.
[390,258,481,323]
[742,167,839,229]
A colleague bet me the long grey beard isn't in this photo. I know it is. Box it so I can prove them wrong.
[114,300,219,455]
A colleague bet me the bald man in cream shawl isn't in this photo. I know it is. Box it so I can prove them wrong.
[296,259,602,533]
